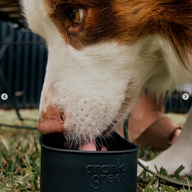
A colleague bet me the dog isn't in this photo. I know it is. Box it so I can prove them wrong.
[21,0,192,176]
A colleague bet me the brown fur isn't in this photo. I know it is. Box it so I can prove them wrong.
[43,0,192,67]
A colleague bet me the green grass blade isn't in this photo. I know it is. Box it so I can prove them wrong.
[25,155,33,179]
[7,160,15,173]
[173,165,185,179]
[25,155,38,190]
[34,139,40,158]
[161,184,177,192]
[0,189,11,192]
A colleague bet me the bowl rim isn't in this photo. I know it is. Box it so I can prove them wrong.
[40,134,139,154]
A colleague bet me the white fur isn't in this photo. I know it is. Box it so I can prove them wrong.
[22,0,192,174]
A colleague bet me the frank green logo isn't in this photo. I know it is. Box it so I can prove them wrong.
[85,159,128,190]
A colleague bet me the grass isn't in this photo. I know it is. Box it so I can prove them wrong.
[0,109,191,191]
[0,109,40,191]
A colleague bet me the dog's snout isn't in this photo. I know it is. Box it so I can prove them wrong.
[38,105,65,135]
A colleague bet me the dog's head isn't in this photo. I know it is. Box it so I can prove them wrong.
[22,0,192,146]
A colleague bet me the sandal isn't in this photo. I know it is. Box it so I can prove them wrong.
[135,117,182,151]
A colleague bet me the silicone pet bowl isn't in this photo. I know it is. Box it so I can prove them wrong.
[40,132,139,192]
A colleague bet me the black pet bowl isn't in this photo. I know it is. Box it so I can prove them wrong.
[40,132,139,192]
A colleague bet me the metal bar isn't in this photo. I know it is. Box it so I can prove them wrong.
[7,25,14,99]
[22,32,30,105]
[37,43,47,104]
[15,29,21,105]
[30,34,37,105]
[0,26,9,62]
[0,124,37,130]
[0,21,6,105]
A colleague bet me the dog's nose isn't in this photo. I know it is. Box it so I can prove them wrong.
[38,105,65,135]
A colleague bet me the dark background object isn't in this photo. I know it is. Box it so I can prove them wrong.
[0,20,47,109]
[164,91,192,113]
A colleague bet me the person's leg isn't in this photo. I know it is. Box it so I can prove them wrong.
[128,93,164,142]
[117,93,181,151]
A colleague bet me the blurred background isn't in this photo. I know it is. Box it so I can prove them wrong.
[0,0,47,111]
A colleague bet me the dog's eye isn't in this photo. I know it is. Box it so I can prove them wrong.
[68,9,83,26]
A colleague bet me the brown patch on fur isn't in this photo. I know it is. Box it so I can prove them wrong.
[43,0,192,67]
